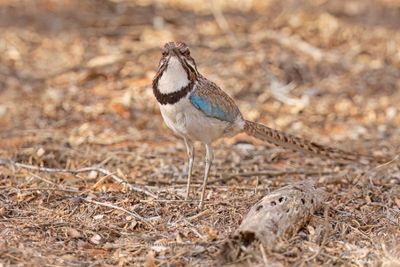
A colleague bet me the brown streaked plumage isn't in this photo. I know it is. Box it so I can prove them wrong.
[190,76,242,123]
[243,120,383,163]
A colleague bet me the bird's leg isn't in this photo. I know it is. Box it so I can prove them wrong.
[198,144,213,209]
[184,138,195,201]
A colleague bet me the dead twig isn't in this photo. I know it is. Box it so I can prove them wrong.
[373,154,399,170]
[28,172,58,186]
[259,243,269,266]
[17,188,80,193]
[81,197,152,227]
[210,169,333,184]
[0,159,157,198]
[187,209,212,222]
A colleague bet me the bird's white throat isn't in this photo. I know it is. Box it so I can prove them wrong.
[158,56,190,94]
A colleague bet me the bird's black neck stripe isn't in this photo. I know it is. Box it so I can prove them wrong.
[152,78,194,105]
[152,59,197,105]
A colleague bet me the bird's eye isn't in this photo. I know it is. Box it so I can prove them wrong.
[162,50,168,56]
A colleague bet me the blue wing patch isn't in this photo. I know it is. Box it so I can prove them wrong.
[190,94,235,122]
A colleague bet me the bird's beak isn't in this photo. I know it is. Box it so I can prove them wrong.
[171,48,179,55]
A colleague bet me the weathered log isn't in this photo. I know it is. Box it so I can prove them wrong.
[220,180,326,262]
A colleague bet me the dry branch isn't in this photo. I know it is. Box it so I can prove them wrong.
[81,197,150,225]
[210,169,334,184]
[220,180,326,263]
[0,159,157,198]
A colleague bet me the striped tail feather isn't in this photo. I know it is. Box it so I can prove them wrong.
[243,120,386,164]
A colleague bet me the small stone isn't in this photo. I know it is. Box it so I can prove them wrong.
[88,170,98,179]
[66,228,81,239]
[90,234,102,245]
[93,214,104,220]
[36,148,45,157]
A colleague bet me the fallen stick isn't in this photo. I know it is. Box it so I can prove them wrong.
[209,169,333,184]
[81,197,149,225]
[219,180,326,263]
[0,159,157,198]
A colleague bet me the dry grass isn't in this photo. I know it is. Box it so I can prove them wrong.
[1,0,400,266]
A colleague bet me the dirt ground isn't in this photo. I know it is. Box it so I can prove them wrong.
[0,0,400,266]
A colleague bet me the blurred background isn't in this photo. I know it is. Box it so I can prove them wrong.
[0,0,400,265]
[1,0,399,149]
[1,0,400,201]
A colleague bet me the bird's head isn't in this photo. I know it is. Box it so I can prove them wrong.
[155,42,199,82]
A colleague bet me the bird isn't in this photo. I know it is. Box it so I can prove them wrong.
[152,41,385,208]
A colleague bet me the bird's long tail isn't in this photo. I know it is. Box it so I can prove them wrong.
[243,120,386,164]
